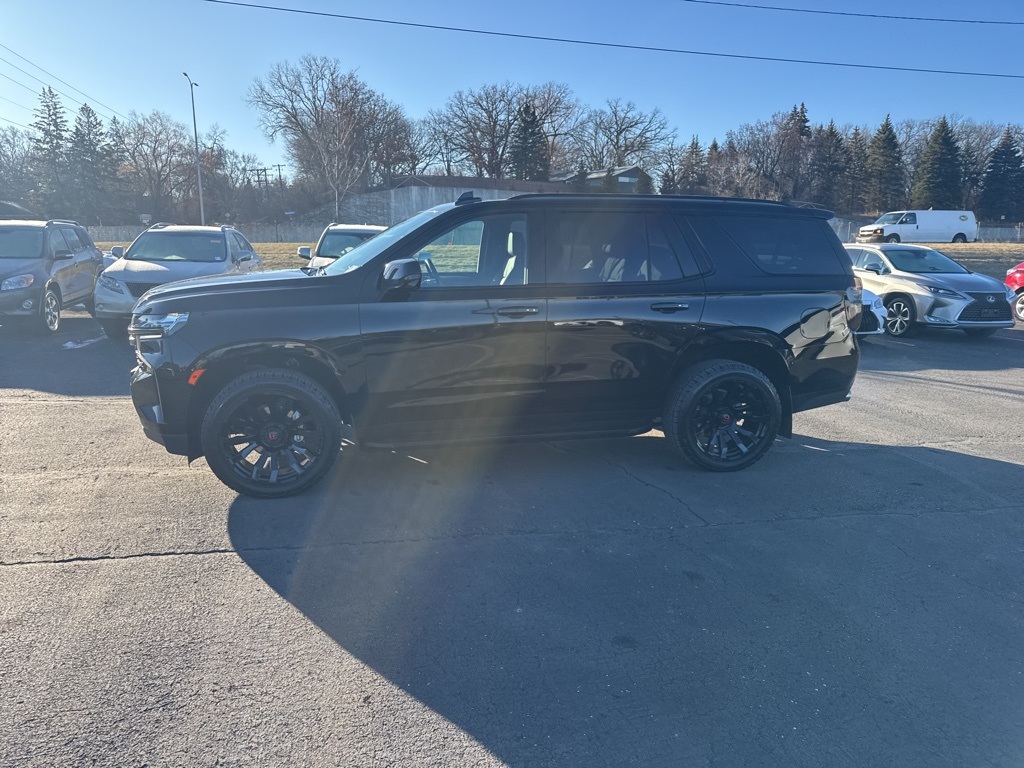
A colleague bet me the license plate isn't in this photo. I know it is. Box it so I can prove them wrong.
[981,308,1000,318]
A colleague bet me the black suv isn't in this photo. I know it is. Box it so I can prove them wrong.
[0,219,104,333]
[129,194,860,497]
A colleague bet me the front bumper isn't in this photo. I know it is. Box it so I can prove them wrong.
[855,234,885,243]
[912,292,1014,330]
[130,363,191,456]
[0,285,42,317]
[93,282,138,319]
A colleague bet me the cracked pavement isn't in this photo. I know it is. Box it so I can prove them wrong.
[1,312,1023,767]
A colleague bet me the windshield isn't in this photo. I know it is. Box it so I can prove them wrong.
[126,232,227,263]
[317,231,379,258]
[886,248,968,274]
[874,213,904,225]
[0,227,44,258]
[323,208,449,275]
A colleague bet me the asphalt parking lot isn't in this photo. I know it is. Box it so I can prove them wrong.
[1,311,1022,767]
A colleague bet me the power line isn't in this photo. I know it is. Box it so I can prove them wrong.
[0,94,32,111]
[678,0,1024,26]
[0,54,119,122]
[0,41,130,120]
[202,0,1024,81]
[0,69,36,94]
[0,114,31,130]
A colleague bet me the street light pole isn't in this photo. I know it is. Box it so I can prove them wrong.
[183,72,205,225]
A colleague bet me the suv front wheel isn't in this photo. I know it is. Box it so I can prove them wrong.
[663,360,782,472]
[200,369,343,498]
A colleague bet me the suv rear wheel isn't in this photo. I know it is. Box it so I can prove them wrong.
[200,369,343,498]
[663,360,781,472]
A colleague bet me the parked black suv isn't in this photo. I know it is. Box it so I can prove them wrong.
[129,194,860,497]
[0,219,104,333]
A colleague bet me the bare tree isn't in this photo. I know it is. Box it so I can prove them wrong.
[0,126,34,204]
[114,110,190,220]
[248,56,395,217]
[571,98,674,172]
[524,82,584,172]
[440,82,525,178]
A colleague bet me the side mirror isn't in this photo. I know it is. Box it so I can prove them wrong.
[110,245,124,259]
[864,264,882,275]
[237,253,253,263]
[52,249,73,261]
[381,258,422,291]
[297,246,311,259]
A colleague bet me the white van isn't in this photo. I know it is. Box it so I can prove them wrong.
[856,210,977,244]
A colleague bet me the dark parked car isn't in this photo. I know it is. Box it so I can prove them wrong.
[0,219,104,333]
[129,194,861,497]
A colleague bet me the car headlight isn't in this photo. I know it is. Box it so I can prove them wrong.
[1,274,34,291]
[130,312,189,336]
[872,297,884,310]
[925,285,964,299]
[97,274,125,294]
[1006,285,1017,302]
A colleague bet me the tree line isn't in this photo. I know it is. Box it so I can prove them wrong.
[4,55,1024,224]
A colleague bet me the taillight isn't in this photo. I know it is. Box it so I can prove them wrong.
[845,278,863,332]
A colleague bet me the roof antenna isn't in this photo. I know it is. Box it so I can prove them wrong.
[455,191,482,205]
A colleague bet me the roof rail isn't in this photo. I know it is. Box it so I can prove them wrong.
[46,218,80,226]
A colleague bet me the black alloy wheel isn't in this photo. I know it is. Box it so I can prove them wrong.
[663,360,781,472]
[884,296,917,337]
[201,370,343,498]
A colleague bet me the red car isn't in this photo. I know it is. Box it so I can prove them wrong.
[1008,261,1024,322]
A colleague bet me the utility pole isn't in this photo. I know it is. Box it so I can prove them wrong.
[183,72,205,225]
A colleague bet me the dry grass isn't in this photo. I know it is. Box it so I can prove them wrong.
[98,240,1022,281]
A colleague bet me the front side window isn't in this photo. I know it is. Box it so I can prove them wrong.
[414,214,528,288]
[900,213,917,225]
[0,227,44,258]
[126,232,227,263]
[49,229,72,256]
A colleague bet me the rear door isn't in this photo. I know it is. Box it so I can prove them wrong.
[58,226,92,301]
[358,208,549,442]
[542,207,706,430]
[46,229,79,302]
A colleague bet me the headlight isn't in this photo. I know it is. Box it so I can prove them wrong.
[130,312,189,336]
[925,285,964,299]
[97,274,125,294]
[872,297,884,309]
[1006,285,1017,301]
[1,274,34,291]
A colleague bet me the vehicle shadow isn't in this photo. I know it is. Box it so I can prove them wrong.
[0,311,134,397]
[227,435,1024,766]
[857,323,1022,374]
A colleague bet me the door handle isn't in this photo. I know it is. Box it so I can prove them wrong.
[496,305,540,318]
[650,302,690,313]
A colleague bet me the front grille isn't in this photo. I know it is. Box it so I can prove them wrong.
[958,292,1012,322]
[859,308,880,333]
[126,282,159,298]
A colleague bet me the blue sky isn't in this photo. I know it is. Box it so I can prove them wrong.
[2,0,1023,173]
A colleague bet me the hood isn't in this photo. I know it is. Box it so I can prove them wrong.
[134,267,320,310]
[0,258,43,279]
[918,271,1007,294]
[105,258,231,282]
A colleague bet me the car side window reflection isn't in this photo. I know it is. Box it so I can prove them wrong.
[414,214,528,288]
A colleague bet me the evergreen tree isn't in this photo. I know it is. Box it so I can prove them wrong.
[978,127,1024,222]
[29,86,70,217]
[68,104,114,223]
[600,168,617,193]
[659,168,679,195]
[509,102,550,181]
[779,103,812,199]
[807,120,850,212]
[866,115,905,213]
[844,127,869,214]
[911,116,962,209]
[678,136,707,194]
[571,164,589,192]
[634,171,654,194]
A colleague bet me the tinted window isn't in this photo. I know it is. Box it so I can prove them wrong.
[61,227,85,252]
[0,227,44,259]
[75,227,95,249]
[414,214,528,288]
[49,229,72,256]
[547,211,684,284]
[692,215,845,275]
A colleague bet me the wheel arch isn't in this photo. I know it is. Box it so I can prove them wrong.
[674,337,794,437]
[184,342,351,460]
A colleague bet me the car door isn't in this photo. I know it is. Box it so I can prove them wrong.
[58,226,91,301]
[46,229,78,302]
[542,208,706,430]
[899,212,920,242]
[357,209,549,442]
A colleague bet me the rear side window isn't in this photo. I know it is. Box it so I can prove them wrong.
[75,227,95,249]
[61,227,85,253]
[548,211,686,284]
[686,215,845,276]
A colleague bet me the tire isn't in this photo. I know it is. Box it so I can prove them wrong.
[100,320,126,340]
[963,327,997,338]
[663,360,781,472]
[201,369,343,498]
[952,233,967,244]
[885,234,900,244]
[884,296,917,337]
[1014,292,1024,323]
[38,286,61,334]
